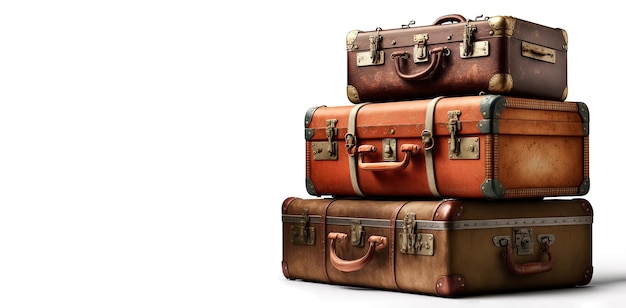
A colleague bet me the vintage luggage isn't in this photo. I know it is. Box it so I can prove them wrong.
[305,95,589,199]
[347,14,568,103]
[281,197,593,297]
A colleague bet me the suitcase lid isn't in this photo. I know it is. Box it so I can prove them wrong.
[347,15,568,56]
[283,197,592,228]
[305,95,589,142]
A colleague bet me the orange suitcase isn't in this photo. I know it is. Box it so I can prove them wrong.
[281,197,593,297]
[305,95,589,199]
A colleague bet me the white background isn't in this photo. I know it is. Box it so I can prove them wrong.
[1,1,624,307]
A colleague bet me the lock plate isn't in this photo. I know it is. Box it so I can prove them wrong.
[382,138,397,162]
[357,50,385,66]
[312,119,339,161]
[399,213,435,256]
[312,142,338,160]
[460,41,489,58]
[350,220,365,247]
[493,229,534,255]
[514,228,534,255]
[448,137,480,159]
[290,209,315,246]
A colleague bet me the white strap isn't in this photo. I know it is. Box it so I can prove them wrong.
[346,103,369,197]
[424,96,444,197]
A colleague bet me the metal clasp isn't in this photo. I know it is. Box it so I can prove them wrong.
[493,229,555,256]
[460,15,489,59]
[312,119,338,161]
[400,213,434,256]
[447,110,462,156]
[413,33,429,62]
[357,27,385,66]
[461,18,477,57]
[290,209,315,246]
[350,220,365,247]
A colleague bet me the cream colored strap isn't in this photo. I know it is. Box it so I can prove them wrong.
[346,103,369,197]
[423,96,443,197]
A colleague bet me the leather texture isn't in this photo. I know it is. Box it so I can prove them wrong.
[305,95,589,199]
[347,15,568,103]
[281,197,593,297]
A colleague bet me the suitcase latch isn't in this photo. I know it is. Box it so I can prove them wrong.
[290,209,315,246]
[356,28,385,67]
[350,220,365,247]
[493,229,555,256]
[312,119,339,161]
[461,20,477,57]
[400,213,434,256]
[460,16,489,59]
[413,33,429,63]
[447,110,480,160]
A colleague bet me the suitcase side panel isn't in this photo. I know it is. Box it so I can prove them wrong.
[282,198,593,297]
[305,96,588,199]
[347,16,567,103]
[282,197,333,282]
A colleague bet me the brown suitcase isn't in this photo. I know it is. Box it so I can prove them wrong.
[281,197,593,297]
[347,14,568,103]
[305,95,589,199]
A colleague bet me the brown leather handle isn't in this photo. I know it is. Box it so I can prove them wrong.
[357,144,420,171]
[390,47,447,81]
[328,232,388,272]
[506,241,553,275]
[432,14,467,25]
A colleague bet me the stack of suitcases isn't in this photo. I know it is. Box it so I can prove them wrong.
[281,14,592,297]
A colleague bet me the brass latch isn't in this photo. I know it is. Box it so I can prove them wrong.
[460,16,489,59]
[312,119,338,161]
[400,213,434,255]
[382,138,397,162]
[447,111,480,160]
[357,27,385,66]
[290,209,315,246]
[350,220,365,247]
[413,33,429,63]
[493,229,555,256]
[461,20,477,57]
[447,110,462,156]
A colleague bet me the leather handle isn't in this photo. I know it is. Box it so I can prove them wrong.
[328,232,388,272]
[357,144,420,171]
[506,241,553,275]
[432,14,467,25]
[390,47,447,81]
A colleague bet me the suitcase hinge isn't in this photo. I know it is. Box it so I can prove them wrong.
[413,33,429,63]
[400,213,434,256]
[447,110,480,160]
[312,119,339,161]
[290,209,315,246]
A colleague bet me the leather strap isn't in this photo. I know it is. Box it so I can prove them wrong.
[322,199,337,283]
[346,103,369,197]
[389,201,411,290]
[424,96,443,197]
